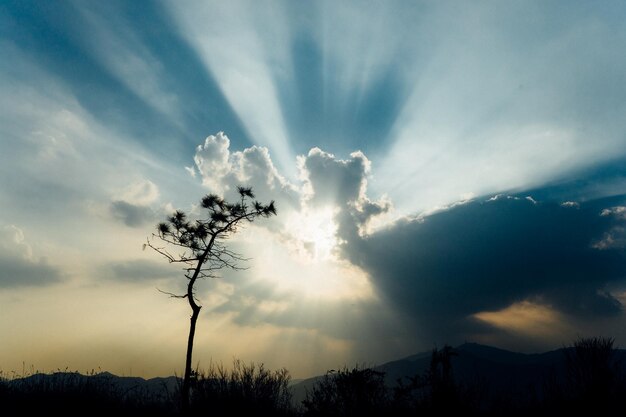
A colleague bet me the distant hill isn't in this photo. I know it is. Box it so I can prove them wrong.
[290,342,626,405]
[7,371,179,400]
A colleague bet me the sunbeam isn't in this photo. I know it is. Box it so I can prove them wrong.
[168,2,296,177]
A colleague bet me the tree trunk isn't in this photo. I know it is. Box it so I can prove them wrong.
[180,237,213,413]
[181,304,201,413]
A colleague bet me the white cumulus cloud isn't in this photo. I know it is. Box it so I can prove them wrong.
[192,132,299,210]
[191,133,390,247]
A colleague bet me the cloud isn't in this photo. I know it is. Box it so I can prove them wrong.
[299,148,372,206]
[191,245,399,349]
[192,132,298,208]
[188,134,626,349]
[101,259,179,283]
[474,300,568,339]
[110,200,155,228]
[191,134,391,266]
[210,276,396,342]
[592,227,626,251]
[109,180,160,227]
[593,206,626,250]
[601,206,626,220]
[0,225,62,287]
[185,136,397,341]
[298,148,391,240]
[187,134,626,353]
[192,132,232,191]
[343,195,626,343]
[116,180,160,206]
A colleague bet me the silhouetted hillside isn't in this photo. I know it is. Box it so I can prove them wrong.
[2,371,179,416]
[291,342,626,407]
[10,371,179,396]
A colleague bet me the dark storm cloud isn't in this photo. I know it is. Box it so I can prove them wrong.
[343,194,626,340]
[110,200,155,227]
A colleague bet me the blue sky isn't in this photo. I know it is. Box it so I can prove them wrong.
[1,0,626,378]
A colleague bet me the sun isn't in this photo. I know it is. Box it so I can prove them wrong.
[287,207,339,262]
[250,207,374,300]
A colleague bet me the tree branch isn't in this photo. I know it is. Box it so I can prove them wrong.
[156,288,188,299]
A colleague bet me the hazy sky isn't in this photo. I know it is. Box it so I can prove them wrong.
[2,1,626,379]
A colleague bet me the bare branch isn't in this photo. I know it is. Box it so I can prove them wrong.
[156,288,188,299]
[146,241,197,265]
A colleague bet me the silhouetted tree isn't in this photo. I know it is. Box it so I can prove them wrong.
[563,336,624,414]
[428,344,459,407]
[146,186,276,413]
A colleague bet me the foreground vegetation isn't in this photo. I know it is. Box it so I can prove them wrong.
[2,337,625,416]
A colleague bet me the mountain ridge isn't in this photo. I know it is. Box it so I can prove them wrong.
[290,341,626,404]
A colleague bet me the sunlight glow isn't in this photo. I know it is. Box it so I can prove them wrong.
[286,207,339,262]
[473,301,568,337]
[239,225,375,301]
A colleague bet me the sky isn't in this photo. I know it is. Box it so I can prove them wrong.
[1,0,626,379]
